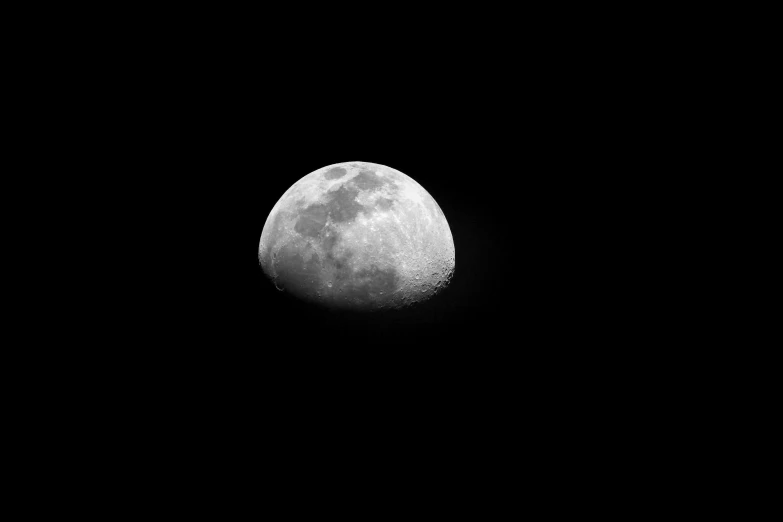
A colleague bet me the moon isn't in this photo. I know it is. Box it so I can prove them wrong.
[258,161,455,311]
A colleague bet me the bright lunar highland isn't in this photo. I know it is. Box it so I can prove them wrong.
[258,161,455,311]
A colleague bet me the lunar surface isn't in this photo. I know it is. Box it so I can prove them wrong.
[258,161,455,311]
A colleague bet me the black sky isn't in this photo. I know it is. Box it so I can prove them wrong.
[151,24,663,375]
[60,9,694,501]
[92,4,681,434]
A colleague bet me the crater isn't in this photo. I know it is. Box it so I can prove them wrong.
[324,167,347,180]
[352,170,386,191]
[344,265,399,305]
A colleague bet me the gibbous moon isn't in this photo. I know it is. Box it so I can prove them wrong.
[259,161,455,311]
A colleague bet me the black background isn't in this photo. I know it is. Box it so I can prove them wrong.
[65,8,695,503]
[148,32,665,435]
[112,10,672,415]
[166,46,653,360]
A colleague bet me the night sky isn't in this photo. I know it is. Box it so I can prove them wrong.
[76,8,683,501]
[209,103,635,360]
[167,46,656,384]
